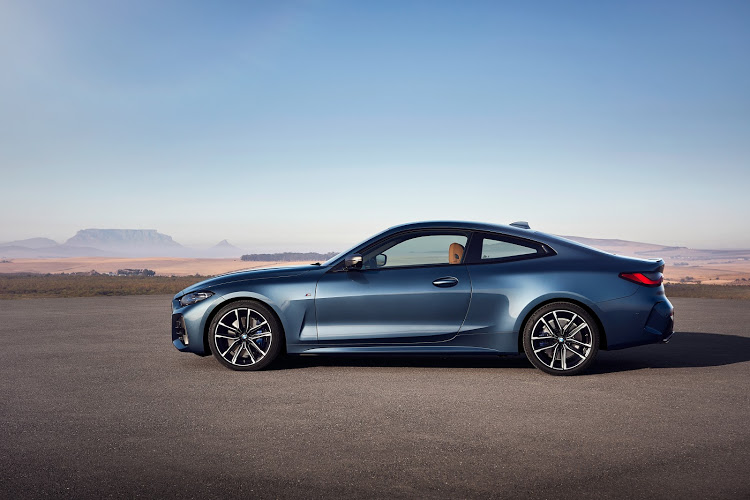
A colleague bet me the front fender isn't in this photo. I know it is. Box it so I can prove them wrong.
[207,281,318,351]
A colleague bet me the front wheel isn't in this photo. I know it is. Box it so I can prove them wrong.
[522,302,599,376]
[208,301,282,371]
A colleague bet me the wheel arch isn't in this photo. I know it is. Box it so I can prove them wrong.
[202,295,288,355]
[516,297,608,353]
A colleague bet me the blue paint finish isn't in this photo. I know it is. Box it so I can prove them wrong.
[315,265,471,341]
[171,221,674,363]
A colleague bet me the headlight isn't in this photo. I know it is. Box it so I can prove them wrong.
[179,291,214,307]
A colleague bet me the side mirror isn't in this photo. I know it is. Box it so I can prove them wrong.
[344,254,363,271]
[375,254,387,267]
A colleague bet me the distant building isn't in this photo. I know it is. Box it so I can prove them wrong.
[117,268,156,276]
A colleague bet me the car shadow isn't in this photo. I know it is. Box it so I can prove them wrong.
[589,331,750,373]
[269,332,750,372]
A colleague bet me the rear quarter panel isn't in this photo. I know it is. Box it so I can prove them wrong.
[459,255,639,353]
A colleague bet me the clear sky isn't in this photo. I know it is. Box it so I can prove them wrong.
[1,0,748,251]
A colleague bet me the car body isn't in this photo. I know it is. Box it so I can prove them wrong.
[171,221,674,375]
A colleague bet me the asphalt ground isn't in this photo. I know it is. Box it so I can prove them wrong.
[1,296,748,499]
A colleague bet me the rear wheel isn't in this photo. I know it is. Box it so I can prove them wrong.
[522,302,599,375]
[208,301,282,371]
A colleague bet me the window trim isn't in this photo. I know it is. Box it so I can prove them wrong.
[329,229,474,273]
[464,231,556,265]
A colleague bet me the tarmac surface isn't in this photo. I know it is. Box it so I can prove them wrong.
[1,296,749,499]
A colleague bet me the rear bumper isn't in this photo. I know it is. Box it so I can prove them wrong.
[644,299,674,343]
[597,291,674,350]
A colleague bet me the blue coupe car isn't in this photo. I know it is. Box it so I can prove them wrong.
[172,221,674,375]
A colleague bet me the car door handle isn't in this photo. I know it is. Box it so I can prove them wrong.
[432,277,459,288]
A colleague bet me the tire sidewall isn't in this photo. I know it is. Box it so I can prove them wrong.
[208,300,283,371]
[523,302,599,376]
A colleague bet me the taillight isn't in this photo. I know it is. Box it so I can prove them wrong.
[619,272,663,287]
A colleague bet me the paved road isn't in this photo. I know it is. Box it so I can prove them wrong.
[1,296,749,499]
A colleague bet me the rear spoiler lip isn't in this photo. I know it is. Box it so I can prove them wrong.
[614,256,665,273]
[635,258,665,273]
[650,258,665,273]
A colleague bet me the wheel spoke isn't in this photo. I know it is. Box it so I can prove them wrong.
[548,344,559,368]
[566,323,587,338]
[561,345,567,370]
[215,334,237,340]
[531,333,555,340]
[249,332,272,341]
[534,344,557,354]
[566,346,587,360]
[221,339,240,357]
[248,321,268,334]
[568,338,592,348]
[249,340,267,356]
[244,343,256,363]
[231,344,242,364]
[219,322,241,334]
[551,312,563,335]
[543,319,555,335]
[563,314,578,334]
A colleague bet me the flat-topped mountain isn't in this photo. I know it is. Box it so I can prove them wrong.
[65,229,181,250]
[0,229,187,258]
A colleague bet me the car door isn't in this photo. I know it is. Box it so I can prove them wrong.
[314,231,473,342]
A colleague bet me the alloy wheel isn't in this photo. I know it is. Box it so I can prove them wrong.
[213,307,273,367]
[530,310,594,372]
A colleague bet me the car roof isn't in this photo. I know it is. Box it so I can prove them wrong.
[382,220,550,241]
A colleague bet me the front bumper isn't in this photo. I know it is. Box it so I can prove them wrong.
[172,313,189,350]
[171,294,225,355]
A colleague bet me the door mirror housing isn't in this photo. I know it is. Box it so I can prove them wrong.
[344,254,363,271]
[375,254,387,267]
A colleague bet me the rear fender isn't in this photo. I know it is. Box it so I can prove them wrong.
[514,292,607,351]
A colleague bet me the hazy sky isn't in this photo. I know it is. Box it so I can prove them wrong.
[1,0,748,251]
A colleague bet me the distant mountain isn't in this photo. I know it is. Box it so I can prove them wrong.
[213,239,238,249]
[0,229,191,258]
[0,237,58,249]
[201,239,243,258]
[65,229,181,250]
[561,236,676,255]
[561,235,750,261]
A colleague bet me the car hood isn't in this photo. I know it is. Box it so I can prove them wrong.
[174,265,319,298]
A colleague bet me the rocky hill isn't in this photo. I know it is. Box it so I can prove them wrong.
[0,237,58,249]
[65,229,181,251]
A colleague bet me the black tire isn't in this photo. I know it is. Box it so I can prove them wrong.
[208,300,283,371]
[522,302,599,376]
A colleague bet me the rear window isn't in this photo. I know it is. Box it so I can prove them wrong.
[481,238,538,260]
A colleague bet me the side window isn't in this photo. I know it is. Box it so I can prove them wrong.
[479,236,540,261]
[363,234,468,269]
